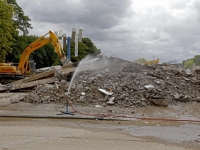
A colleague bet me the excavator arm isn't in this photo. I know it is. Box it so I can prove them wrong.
[18,31,68,74]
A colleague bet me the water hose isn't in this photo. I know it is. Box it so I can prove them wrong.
[66,98,200,123]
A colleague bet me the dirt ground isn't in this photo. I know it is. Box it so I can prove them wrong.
[0,118,199,150]
[0,93,200,150]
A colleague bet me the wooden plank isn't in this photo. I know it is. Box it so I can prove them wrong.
[8,65,97,91]
[11,70,55,86]
[9,77,56,91]
[6,64,101,92]
[11,65,97,86]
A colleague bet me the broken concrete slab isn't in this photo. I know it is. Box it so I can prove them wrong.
[151,99,171,107]
[9,77,56,91]
[107,97,115,105]
[144,84,154,90]
[11,98,23,103]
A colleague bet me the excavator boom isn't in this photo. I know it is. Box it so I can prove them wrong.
[18,30,69,74]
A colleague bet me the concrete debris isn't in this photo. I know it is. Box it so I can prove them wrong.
[98,89,113,96]
[15,57,200,108]
[193,97,200,102]
[144,84,154,89]
[36,65,62,74]
[0,84,7,92]
[10,94,27,104]
[186,69,192,74]
[151,99,171,107]
[54,66,62,77]
[81,92,86,96]
[95,104,102,108]
[22,83,67,104]
[11,98,20,103]
[107,97,115,105]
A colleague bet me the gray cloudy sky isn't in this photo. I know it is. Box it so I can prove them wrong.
[17,0,200,63]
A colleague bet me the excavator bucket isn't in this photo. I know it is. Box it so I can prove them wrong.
[60,56,71,66]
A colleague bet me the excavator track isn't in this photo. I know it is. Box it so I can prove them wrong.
[0,74,26,84]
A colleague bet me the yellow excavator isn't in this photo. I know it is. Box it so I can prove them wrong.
[144,58,159,66]
[0,30,70,83]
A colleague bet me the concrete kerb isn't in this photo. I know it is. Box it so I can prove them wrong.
[0,114,131,121]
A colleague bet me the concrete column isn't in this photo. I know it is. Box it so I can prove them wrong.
[67,37,71,60]
[71,28,76,42]
[59,30,62,40]
[63,34,67,51]
[79,28,83,42]
[75,33,78,57]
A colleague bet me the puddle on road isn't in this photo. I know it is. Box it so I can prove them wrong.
[0,116,200,148]
[0,102,200,147]
[136,102,200,120]
[124,123,200,143]
[55,118,200,146]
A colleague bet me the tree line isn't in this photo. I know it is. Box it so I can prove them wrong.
[0,0,100,68]
[182,55,200,69]
[134,56,200,70]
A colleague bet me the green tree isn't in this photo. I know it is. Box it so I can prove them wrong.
[70,38,101,62]
[32,42,58,69]
[6,35,59,69]
[182,59,194,69]
[0,0,17,62]
[6,35,27,63]
[6,35,101,69]
[134,58,147,64]
[194,55,200,66]
[7,0,32,35]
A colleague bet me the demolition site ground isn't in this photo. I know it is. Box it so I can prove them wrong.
[0,57,200,149]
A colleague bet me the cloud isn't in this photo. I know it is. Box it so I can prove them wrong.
[19,0,131,29]
[17,0,200,63]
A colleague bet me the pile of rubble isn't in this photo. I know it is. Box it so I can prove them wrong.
[21,60,200,108]
[23,80,68,104]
